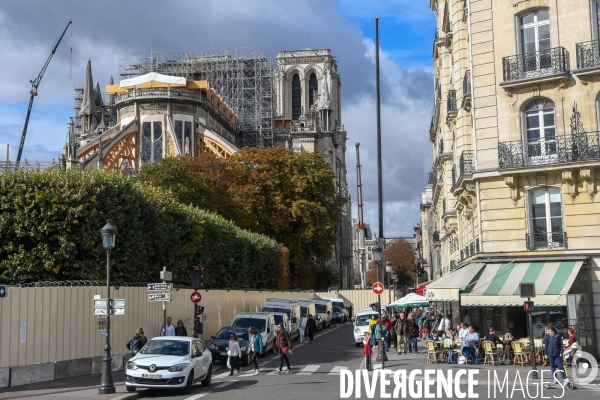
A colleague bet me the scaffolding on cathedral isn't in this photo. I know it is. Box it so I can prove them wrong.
[118,47,274,148]
[73,83,117,140]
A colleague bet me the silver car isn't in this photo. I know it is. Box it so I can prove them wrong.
[125,337,212,394]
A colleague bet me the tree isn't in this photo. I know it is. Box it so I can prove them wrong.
[366,261,379,286]
[384,239,416,287]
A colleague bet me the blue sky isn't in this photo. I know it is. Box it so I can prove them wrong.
[0,0,436,237]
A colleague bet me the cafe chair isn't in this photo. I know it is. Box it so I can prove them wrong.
[426,341,443,364]
[511,341,526,366]
[482,341,499,365]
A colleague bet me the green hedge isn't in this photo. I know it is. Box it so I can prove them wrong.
[0,169,281,287]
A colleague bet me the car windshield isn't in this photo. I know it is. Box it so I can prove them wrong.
[333,306,343,313]
[216,329,249,340]
[332,302,344,309]
[356,314,378,326]
[140,340,190,356]
[273,315,284,325]
[231,317,266,332]
[315,304,327,313]
[300,306,308,315]
[262,307,290,317]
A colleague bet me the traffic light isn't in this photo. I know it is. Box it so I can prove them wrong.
[194,304,205,336]
[191,266,203,290]
[524,301,535,312]
[519,282,536,298]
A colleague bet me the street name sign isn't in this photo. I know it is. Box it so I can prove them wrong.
[93,308,125,316]
[148,283,172,291]
[149,293,171,301]
[93,299,125,308]
[0,285,5,298]
[372,282,384,295]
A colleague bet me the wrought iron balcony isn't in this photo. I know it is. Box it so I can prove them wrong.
[447,89,457,116]
[462,70,471,98]
[576,40,600,70]
[498,132,600,169]
[502,47,569,83]
[526,232,568,251]
[459,150,475,176]
[460,238,480,261]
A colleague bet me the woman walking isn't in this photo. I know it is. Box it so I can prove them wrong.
[306,314,317,342]
[298,314,307,343]
[175,320,187,336]
[247,327,263,375]
[126,328,148,355]
[274,323,293,374]
[407,313,418,353]
[228,332,242,376]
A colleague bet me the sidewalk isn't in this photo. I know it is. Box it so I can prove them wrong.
[0,371,141,400]
[367,345,600,387]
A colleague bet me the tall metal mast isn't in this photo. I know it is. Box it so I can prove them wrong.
[16,21,72,167]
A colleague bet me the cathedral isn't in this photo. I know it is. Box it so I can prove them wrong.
[61,48,352,289]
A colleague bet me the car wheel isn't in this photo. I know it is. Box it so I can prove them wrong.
[126,386,136,392]
[182,370,194,394]
[201,365,212,387]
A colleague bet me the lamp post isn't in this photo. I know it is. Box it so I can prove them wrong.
[99,221,116,395]
[391,271,397,302]
[386,260,392,304]
[372,245,386,367]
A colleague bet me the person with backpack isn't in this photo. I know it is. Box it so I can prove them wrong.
[247,326,263,375]
[126,328,148,355]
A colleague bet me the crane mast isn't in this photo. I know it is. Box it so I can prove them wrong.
[15,21,72,167]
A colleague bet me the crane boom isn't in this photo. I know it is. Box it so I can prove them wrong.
[16,21,72,166]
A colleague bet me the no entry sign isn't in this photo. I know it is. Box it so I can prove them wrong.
[372,282,384,295]
[190,291,202,303]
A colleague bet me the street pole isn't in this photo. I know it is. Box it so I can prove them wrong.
[528,297,538,379]
[99,248,115,394]
[162,266,167,336]
[374,17,385,285]
[375,293,386,368]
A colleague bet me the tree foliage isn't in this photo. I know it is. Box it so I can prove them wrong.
[384,239,416,287]
[0,169,281,288]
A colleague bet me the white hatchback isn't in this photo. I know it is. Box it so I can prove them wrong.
[125,337,212,394]
[353,309,379,347]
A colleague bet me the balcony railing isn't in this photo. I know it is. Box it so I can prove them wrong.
[460,238,480,261]
[462,70,471,98]
[498,132,600,169]
[459,150,475,176]
[447,89,457,115]
[576,40,600,70]
[526,232,568,251]
[502,47,569,83]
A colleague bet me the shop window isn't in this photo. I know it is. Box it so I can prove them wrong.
[142,121,163,164]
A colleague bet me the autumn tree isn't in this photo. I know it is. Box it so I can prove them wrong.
[384,239,416,287]
[366,261,379,286]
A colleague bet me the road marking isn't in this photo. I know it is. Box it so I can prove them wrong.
[184,392,212,400]
[329,366,349,375]
[213,379,238,388]
[297,364,320,375]
[267,368,281,375]
[373,364,382,369]
[213,371,233,379]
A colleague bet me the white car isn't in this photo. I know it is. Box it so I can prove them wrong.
[353,308,379,347]
[125,337,212,394]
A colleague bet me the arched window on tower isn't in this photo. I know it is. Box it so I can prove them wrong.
[309,73,318,107]
[292,74,301,120]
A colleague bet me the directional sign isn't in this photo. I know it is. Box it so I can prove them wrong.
[93,299,125,308]
[0,285,5,298]
[93,308,125,316]
[372,282,384,295]
[148,283,172,291]
[160,270,172,281]
[149,293,171,302]
[190,291,201,303]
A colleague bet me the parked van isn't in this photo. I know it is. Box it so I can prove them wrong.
[231,312,275,353]
[323,297,351,323]
[297,300,316,319]
[353,308,380,347]
[312,299,333,328]
[261,298,301,340]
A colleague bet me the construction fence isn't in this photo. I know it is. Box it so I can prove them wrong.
[0,285,385,369]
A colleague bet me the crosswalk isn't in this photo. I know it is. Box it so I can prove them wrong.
[217,364,351,377]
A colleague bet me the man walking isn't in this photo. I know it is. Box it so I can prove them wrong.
[395,312,410,354]
[161,317,176,336]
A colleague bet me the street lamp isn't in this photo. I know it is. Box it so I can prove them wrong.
[391,271,397,301]
[99,221,116,394]
[386,260,392,304]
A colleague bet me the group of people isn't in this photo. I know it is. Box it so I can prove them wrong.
[160,316,190,336]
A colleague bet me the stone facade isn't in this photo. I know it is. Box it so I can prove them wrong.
[421,0,600,356]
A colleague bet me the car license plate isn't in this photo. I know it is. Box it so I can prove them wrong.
[220,352,227,356]
[142,374,162,379]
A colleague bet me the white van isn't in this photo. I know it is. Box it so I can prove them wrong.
[323,297,351,323]
[312,299,333,328]
[353,308,380,347]
[261,299,300,340]
[297,300,316,318]
[231,312,276,353]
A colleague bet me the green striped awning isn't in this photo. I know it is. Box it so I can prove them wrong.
[424,262,486,302]
[461,261,583,306]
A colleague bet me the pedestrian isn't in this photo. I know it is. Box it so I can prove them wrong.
[126,327,148,355]
[306,314,317,342]
[383,314,393,350]
[298,314,307,343]
[161,317,176,336]
[395,312,410,355]
[562,326,570,340]
[247,326,263,375]
[228,332,242,376]
[390,313,398,349]
[363,331,373,371]
[175,320,187,336]
[544,326,570,386]
[375,321,390,351]
[274,323,293,374]
[368,314,378,335]
[438,313,451,336]
[407,313,419,353]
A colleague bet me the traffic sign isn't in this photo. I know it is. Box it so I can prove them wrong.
[149,293,171,301]
[0,285,5,298]
[524,301,535,312]
[190,291,201,303]
[93,299,125,308]
[148,283,172,291]
[93,308,125,316]
[372,282,384,295]
[160,270,172,281]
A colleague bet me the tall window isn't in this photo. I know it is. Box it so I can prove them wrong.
[524,98,556,164]
[520,10,551,72]
[292,74,301,120]
[142,121,163,163]
[175,120,192,155]
[529,187,564,249]
[309,73,318,106]
[596,1,600,39]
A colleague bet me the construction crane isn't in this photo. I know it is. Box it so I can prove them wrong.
[16,21,72,167]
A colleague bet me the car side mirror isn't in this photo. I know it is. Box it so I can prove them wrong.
[193,351,202,358]
[210,336,215,340]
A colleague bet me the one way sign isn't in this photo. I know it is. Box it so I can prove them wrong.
[0,285,6,298]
